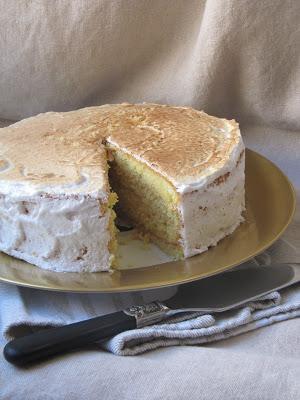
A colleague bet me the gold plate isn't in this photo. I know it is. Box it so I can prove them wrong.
[0,149,296,293]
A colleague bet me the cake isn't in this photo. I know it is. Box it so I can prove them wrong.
[0,103,245,272]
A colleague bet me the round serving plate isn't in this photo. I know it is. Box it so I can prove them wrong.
[0,149,296,293]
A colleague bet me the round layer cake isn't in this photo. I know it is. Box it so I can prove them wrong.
[0,104,245,272]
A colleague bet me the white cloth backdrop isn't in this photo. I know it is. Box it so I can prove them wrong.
[0,1,300,399]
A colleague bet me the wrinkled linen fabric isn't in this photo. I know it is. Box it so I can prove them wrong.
[0,1,300,399]
[1,0,299,133]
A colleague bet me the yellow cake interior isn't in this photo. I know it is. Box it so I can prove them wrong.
[107,144,184,259]
[107,192,118,267]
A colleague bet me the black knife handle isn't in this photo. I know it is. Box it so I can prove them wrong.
[3,311,136,366]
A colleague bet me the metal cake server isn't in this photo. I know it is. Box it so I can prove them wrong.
[4,263,300,366]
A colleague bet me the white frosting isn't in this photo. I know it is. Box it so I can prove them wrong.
[176,134,244,194]
[179,147,245,257]
[0,195,112,272]
[0,169,108,200]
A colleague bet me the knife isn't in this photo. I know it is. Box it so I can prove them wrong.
[4,263,300,366]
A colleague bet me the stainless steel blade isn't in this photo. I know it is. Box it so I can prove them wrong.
[164,263,300,313]
[124,263,300,327]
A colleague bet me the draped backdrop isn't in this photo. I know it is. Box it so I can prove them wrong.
[0,0,299,132]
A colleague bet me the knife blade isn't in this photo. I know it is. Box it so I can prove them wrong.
[4,263,300,366]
